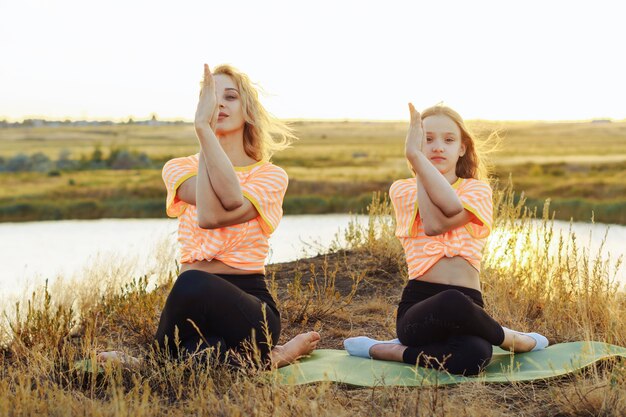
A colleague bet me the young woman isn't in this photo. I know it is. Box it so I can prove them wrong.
[344,103,547,376]
[100,64,319,368]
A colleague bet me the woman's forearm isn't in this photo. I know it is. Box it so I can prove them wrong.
[194,152,259,229]
[196,126,244,210]
[408,152,463,216]
[196,151,225,227]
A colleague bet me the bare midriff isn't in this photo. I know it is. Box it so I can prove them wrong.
[180,259,265,275]
[417,256,481,292]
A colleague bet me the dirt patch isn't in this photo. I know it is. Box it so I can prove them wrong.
[268,249,406,349]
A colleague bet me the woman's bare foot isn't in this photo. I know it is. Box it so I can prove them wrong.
[270,331,321,368]
[97,351,142,369]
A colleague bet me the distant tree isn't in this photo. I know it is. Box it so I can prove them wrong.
[30,152,52,172]
[136,152,152,168]
[7,153,31,172]
[110,150,135,169]
[91,145,103,163]
[56,148,76,170]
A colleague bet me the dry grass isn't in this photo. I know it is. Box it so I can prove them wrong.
[0,183,625,416]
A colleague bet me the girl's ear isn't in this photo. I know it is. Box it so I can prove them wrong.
[460,141,466,157]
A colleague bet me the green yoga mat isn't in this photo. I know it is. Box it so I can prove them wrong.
[277,342,626,387]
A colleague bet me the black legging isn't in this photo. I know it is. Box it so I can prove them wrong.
[154,270,281,364]
[396,280,505,376]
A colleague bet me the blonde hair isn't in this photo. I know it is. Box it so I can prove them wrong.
[420,103,495,180]
[211,64,297,161]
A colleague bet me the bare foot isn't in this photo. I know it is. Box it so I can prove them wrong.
[270,331,321,368]
[97,351,142,369]
[500,329,537,353]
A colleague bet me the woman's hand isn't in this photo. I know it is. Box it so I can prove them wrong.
[405,103,423,160]
[194,64,219,132]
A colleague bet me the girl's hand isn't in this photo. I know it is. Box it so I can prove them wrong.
[405,102,423,159]
[195,64,218,132]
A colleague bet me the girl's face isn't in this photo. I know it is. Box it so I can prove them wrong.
[422,114,466,182]
[214,74,245,136]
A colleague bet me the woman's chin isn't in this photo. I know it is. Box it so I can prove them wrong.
[214,125,244,137]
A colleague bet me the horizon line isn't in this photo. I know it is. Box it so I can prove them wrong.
[2,115,625,124]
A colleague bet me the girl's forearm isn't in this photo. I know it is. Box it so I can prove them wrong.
[408,152,463,216]
[417,178,472,236]
[196,127,244,210]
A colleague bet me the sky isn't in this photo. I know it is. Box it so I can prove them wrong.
[1,0,625,122]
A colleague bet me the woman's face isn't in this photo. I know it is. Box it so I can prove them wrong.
[422,114,466,181]
[214,74,245,136]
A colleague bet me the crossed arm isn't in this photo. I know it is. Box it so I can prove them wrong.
[405,103,474,236]
[176,151,259,229]
[175,64,259,229]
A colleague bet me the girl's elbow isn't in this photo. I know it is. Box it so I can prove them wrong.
[222,197,244,211]
[198,220,214,229]
[443,204,464,217]
[423,224,443,236]
[198,215,219,229]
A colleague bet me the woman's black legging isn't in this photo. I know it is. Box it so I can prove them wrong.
[154,270,281,364]
[396,280,505,376]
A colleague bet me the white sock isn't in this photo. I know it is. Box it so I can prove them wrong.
[502,326,549,351]
[343,336,401,358]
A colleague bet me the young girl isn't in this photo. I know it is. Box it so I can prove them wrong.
[344,103,547,376]
[100,64,319,368]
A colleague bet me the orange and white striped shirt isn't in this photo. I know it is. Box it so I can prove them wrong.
[390,177,493,279]
[162,154,288,271]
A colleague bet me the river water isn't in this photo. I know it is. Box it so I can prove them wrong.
[1,215,624,301]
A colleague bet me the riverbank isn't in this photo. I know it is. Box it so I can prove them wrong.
[2,170,626,224]
[2,120,626,224]
[1,189,624,416]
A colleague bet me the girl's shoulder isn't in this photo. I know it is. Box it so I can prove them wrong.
[390,178,416,196]
[164,153,199,169]
[457,177,492,193]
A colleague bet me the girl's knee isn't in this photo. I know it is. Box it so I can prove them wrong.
[436,289,474,315]
[439,289,471,304]
[445,336,492,376]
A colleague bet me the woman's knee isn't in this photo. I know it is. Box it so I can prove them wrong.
[168,272,228,305]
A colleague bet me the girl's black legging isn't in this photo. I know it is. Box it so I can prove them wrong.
[396,280,505,376]
[154,270,281,364]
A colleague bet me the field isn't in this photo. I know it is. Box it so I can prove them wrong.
[0,187,624,416]
[1,119,626,223]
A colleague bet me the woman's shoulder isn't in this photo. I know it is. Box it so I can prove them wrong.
[251,161,288,179]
